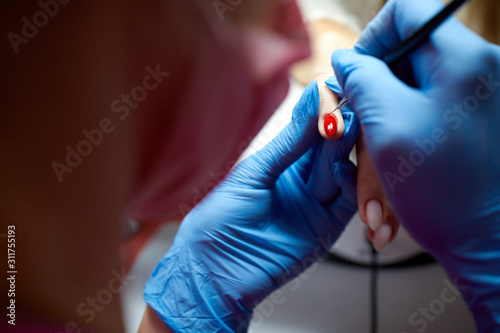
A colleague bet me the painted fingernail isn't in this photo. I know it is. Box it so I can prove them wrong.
[373,224,392,252]
[366,200,383,232]
[324,114,337,137]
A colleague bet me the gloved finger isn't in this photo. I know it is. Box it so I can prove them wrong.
[240,80,321,187]
[331,49,429,134]
[290,147,316,183]
[315,73,345,141]
[332,49,405,108]
[324,75,361,120]
[324,75,342,97]
[307,111,359,204]
[326,159,358,225]
[331,49,403,120]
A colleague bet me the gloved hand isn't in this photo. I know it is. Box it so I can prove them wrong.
[330,0,500,331]
[144,80,360,332]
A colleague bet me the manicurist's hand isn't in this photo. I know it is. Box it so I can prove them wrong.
[331,0,500,331]
[142,79,360,333]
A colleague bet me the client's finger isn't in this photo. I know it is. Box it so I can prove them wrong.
[357,130,400,251]
[314,72,345,140]
[367,207,400,251]
[307,111,359,205]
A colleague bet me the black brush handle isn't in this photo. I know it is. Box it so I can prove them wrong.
[383,0,471,67]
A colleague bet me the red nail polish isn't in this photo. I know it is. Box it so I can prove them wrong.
[324,114,337,137]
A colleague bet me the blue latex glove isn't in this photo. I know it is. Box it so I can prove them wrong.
[330,0,500,331]
[144,81,360,332]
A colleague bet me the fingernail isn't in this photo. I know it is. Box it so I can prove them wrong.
[324,114,337,137]
[366,200,383,232]
[373,224,392,252]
